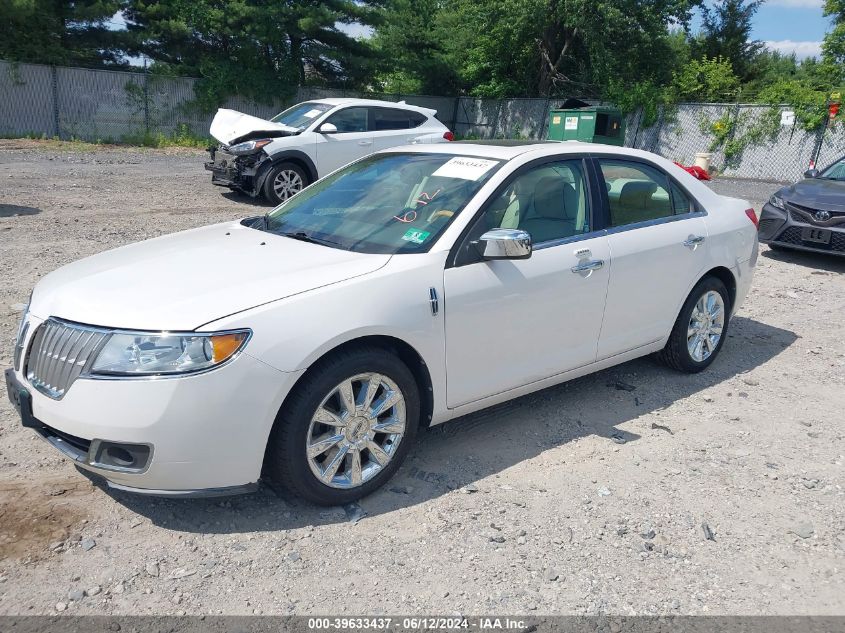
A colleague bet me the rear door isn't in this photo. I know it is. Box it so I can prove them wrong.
[593,157,709,359]
[371,107,430,151]
[314,107,374,175]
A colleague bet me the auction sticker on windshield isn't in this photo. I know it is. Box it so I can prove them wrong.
[401,228,431,244]
[303,109,323,118]
[432,157,499,181]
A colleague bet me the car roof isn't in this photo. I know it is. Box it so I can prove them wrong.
[308,98,434,114]
[383,141,594,160]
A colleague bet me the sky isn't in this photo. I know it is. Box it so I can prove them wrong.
[745,0,830,59]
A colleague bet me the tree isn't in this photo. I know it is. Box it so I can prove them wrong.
[694,0,763,82]
[372,0,462,94]
[822,0,845,82]
[0,0,129,67]
[123,0,385,106]
[666,56,740,102]
[421,0,700,99]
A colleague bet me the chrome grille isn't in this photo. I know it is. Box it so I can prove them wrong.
[25,320,109,399]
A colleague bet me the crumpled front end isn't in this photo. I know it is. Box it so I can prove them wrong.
[204,146,270,196]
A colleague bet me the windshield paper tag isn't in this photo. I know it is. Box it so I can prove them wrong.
[402,228,431,244]
[303,109,322,118]
[432,157,499,181]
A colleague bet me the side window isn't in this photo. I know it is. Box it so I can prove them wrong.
[372,108,419,131]
[597,159,673,227]
[670,182,693,215]
[324,107,369,133]
[478,160,591,245]
[408,111,427,128]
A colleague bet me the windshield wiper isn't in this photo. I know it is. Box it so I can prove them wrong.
[278,230,339,247]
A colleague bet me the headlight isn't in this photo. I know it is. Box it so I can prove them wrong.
[227,139,273,155]
[90,330,250,377]
[769,194,786,210]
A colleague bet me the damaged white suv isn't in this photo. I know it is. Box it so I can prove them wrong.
[205,98,453,204]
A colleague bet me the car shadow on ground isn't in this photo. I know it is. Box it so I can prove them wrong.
[220,191,274,207]
[0,204,41,218]
[104,315,796,533]
[762,247,845,274]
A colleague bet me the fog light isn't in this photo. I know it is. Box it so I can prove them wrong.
[91,441,152,473]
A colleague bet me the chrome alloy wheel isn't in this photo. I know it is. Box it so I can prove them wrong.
[306,373,406,489]
[687,290,725,362]
[273,169,304,201]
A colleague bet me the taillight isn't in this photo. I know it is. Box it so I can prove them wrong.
[443,131,454,141]
[745,208,759,228]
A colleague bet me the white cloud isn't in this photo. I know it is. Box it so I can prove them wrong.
[766,0,824,7]
[764,39,824,59]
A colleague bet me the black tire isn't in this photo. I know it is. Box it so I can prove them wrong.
[264,346,420,506]
[659,276,731,373]
[262,162,309,205]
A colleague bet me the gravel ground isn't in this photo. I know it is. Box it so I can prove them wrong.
[0,140,844,616]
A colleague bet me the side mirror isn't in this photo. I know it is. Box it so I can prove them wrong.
[318,122,338,134]
[804,168,820,179]
[474,229,532,260]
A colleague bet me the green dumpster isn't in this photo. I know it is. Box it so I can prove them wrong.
[546,104,625,146]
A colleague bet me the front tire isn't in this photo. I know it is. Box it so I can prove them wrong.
[264,347,420,505]
[659,276,730,373]
[262,162,309,205]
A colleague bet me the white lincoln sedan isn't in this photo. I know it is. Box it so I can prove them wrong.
[6,142,758,505]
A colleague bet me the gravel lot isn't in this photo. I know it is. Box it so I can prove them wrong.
[0,140,844,616]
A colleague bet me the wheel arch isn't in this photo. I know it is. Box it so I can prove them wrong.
[701,265,737,310]
[271,334,435,434]
[666,265,738,344]
[255,150,318,193]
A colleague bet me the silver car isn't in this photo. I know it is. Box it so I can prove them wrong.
[758,156,845,257]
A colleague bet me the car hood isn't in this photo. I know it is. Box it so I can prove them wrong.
[781,178,845,211]
[30,222,391,331]
[210,108,300,145]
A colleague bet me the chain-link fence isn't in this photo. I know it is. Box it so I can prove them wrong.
[2,59,844,182]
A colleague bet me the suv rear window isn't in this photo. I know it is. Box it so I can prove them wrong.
[372,108,427,131]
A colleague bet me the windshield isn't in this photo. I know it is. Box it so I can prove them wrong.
[264,153,502,254]
[820,158,845,180]
[270,102,333,129]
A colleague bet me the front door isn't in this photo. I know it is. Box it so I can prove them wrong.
[314,107,374,176]
[594,157,710,359]
[443,159,611,408]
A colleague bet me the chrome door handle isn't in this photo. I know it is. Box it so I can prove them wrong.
[571,259,604,273]
[684,235,706,249]
[358,140,373,146]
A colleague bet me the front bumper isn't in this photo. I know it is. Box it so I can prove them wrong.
[7,316,304,495]
[205,147,266,195]
[758,202,845,257]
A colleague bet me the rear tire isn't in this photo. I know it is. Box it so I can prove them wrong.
[262,162,309,205]
[264,346,419,506]
[659,276,730,373]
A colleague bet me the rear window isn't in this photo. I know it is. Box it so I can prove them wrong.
[372,108,428,131]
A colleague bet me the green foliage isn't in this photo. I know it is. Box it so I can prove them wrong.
[0,0,130,67]
[823,0,845,82]
[122,124,210,148]
[757,79,833,131]
[667,56,741,103]
[692,0,763,82]
[123,0,384,109]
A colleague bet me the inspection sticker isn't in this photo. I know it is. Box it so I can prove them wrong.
[431,156,499,181]
[401,228,431,244]
[303,109,323,118]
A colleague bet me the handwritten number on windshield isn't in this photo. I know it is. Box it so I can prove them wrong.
[393,189,442,223]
